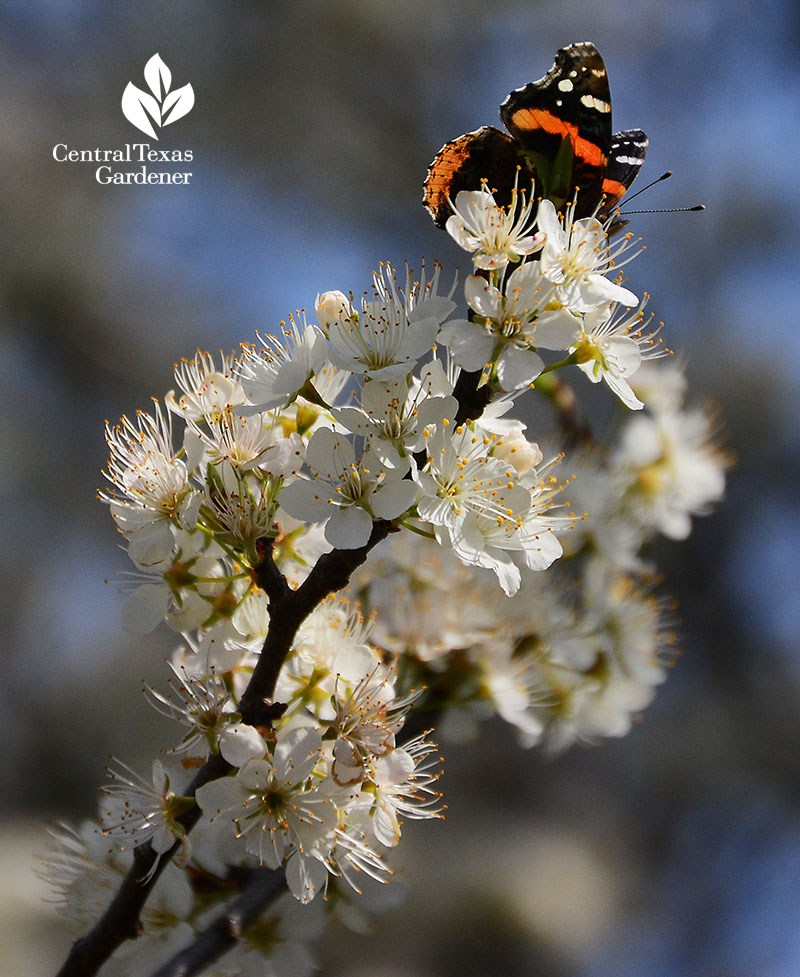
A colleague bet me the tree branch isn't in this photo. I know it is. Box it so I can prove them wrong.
[54,522,394,976]
[148,867,287,977]
[55,753,232,977]
[238,519,394,724]
[56,360,483,976]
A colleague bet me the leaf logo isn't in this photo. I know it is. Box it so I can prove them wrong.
[122,54,194,140]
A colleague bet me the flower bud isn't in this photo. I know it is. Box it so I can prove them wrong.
[315,290,353,331]
[494,429,543,474]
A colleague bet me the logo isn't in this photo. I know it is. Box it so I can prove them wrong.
[51,53,195,185]
[122,53,195,140]
[423,42,647,234]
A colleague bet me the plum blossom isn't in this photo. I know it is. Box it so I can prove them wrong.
[167,350,246,422]
[323,263,457,379]
[333,359,458,468]
[237,313,328,411]
[445,182,544,270]
[279,428,419,548]
[537,198,639,312]
[145,663,267,765]
[101,401,199,567]
[415,422,564,594]
[356,734,443,849]
[571,299,668,410]
[613,405,728,539]
[439,263,578,389]
[99,759,190,878]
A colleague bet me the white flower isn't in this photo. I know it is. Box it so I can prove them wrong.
[101,401,197,566]
[478,645,544,746]
[466,265,578,349]
[333,360,458,468]
[315,289,354,330]
[359,532,503,661]
[491,426,543,475]
[613,405,728,539]
[330,666,418,786]
[189,406,304,476]
[415,422,564,594]
[237,314,328,411]
[167,350,245,421]
[439,264,578,388]
[118,531,228,633]
[445,182,544,270]
[541,567,672,751]
[558,449,646,570]
[216,892,321,977]
[279,428,419,549]
[354,733,443,848]
[324,263,456,380]
[146,663,267,765]
[537,199,639,311]
[110,867,195,977]
[39,821,128,931]
[196,727,334,902]
[571,298,668,410]
[275,597,382,718]
[99,759,189,876]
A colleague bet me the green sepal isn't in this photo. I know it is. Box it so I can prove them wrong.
[548,136,575,211]
[521,149,552,195]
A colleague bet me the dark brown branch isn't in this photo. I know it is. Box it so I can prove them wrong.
[55,523,394,976]
[55,753,232,977]
[149,867,287,977]
[252,536,293,607]
[238,519,394,724]
[56,352,489,975]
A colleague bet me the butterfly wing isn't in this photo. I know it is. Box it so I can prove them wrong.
[422,125,524,228]
[599,128,649,219]
[423,43,647,230]
[500,41,613,214]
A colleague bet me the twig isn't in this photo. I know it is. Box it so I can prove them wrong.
[55,752,232,977]
[238,519,393,724]
[535,373,593,448]
[148,867,287,977]
[55,354,477,975]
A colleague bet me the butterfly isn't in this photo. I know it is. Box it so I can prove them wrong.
[423,41,648,233]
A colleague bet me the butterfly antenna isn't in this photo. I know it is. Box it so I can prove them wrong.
[622,170,673,205]
[621,204,706,216]
[619,170,705,215]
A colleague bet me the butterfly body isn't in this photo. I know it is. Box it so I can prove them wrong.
[423,42,648,231]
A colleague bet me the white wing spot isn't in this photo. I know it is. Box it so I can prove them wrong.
[580,94,611,113]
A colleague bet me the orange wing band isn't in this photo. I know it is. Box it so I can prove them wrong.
[510,108,606,167]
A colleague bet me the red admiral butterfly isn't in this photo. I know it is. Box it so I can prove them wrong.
[423,41,648,232]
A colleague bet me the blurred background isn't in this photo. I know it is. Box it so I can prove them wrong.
[1,0,799,974]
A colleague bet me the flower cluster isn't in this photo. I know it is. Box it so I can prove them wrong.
[442,188,663,405]
[46,179,728,976]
